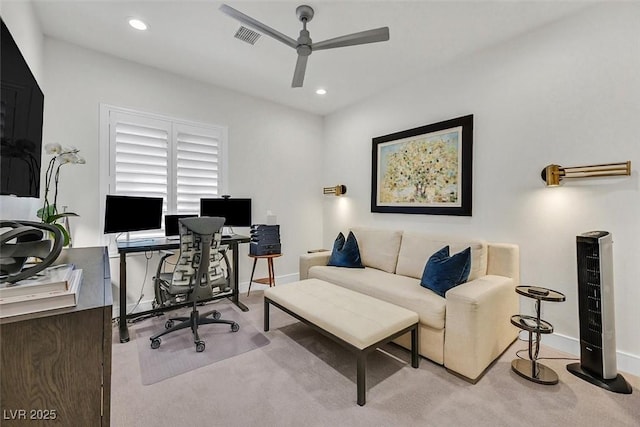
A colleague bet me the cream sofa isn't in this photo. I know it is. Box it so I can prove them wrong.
[299,227,520,383]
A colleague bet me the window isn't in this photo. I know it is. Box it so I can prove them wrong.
[100,105,227,238]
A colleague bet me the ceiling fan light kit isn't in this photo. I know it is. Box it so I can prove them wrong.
[220,3,390,88]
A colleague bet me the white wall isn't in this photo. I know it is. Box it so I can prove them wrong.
[0,1,44,84]
[42,38,324,311]
[323,3,640,374]
[0,0,45,220]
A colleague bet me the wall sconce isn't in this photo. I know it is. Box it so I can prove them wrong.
[541,161,631,187]
[323,185,347,196]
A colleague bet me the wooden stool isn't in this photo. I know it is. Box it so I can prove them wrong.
[248,253,282,296]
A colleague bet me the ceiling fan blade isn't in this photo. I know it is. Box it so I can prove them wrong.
[219,4,297,49]
[291,55,308,88]
[312,27,390,51]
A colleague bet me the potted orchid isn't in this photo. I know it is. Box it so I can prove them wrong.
[36,143,85,246]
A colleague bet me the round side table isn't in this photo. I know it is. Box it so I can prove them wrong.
[247,253,282,296]
[511,285,565,385]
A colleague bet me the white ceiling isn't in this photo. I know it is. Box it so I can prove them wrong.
[32,1,592,116]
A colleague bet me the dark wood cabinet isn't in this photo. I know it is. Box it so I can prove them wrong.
[1,247,112,426]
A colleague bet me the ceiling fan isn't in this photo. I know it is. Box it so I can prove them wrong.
[220,4,390,88]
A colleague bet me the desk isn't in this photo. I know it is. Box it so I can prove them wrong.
[117,234,250,343]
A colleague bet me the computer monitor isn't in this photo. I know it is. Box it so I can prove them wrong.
[164,214,198,238]
[104,195,163,234]
[199,198,252,227]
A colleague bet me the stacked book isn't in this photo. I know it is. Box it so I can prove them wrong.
[0,264,83,318]
[249,224,281,256]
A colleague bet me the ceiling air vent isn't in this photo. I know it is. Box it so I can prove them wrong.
[234,26,261,45]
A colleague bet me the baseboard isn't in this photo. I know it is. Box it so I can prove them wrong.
[544,332,640,378]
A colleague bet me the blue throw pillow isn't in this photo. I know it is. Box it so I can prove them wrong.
[327,231,364,268]
[420,246,471,297]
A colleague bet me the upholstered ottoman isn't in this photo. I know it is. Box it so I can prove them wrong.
[263,278,419,405]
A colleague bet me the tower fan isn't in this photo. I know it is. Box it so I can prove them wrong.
[567,231,632,394]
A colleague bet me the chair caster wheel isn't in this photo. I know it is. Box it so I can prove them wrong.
[231,322,240,332]
[150,338,161,349]
[212,310,221,320]
[196,341,205,352]
[165,320,174,329]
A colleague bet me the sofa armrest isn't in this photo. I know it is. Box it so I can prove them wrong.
[443,275,518,382]
[299,251,331,280]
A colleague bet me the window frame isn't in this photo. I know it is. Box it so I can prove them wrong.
[99,104,228,245]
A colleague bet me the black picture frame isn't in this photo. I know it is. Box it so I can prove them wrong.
[371,114,473,216]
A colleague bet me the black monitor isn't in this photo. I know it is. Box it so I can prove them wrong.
[104,195,163,234]
[164,214,197,237]
[199,198,252,227]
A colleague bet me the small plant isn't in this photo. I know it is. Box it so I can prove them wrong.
[36,143,85,246]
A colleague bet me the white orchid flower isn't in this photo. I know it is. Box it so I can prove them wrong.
[58,153,75,164]
[62,146,78,154]
[44,143,62,154]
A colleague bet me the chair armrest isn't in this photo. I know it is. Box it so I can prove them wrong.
[299,251,331,280]
[155,251,175,276]
[444,275,518,382]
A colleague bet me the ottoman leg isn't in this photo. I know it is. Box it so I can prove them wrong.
[264,299,270,332]
[357,353,367,406]
[411,324,420,368]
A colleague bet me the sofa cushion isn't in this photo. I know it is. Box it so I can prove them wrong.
[350,227,403,273]
[308,265,446,330]
[327,231,364,268]
[395,231,487,281]
[420,246,471,297]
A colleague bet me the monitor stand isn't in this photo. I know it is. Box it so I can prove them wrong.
[222,226,235,238]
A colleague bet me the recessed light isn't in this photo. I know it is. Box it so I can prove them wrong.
[316,88,327,95]
[128,18,148,31]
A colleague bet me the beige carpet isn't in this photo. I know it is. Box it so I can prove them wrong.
[111,291,640,427]
[131,305,270,385]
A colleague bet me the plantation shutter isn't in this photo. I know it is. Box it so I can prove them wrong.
[106,107,225,238]
[174,123,221,214]
[110,112,170,199]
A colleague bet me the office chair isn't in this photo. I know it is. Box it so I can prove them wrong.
[152,244,232,309]
[149,216,239,352]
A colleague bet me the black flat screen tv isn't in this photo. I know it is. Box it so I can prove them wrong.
[1,19,44,198]
[104,195,163,234]
[200,198,252,227]
[164,214,198,237]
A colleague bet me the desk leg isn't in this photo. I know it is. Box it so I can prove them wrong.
[229,241,249,312]
[119,252,130,343]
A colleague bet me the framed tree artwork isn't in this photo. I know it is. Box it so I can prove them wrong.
[371,114,473,216]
